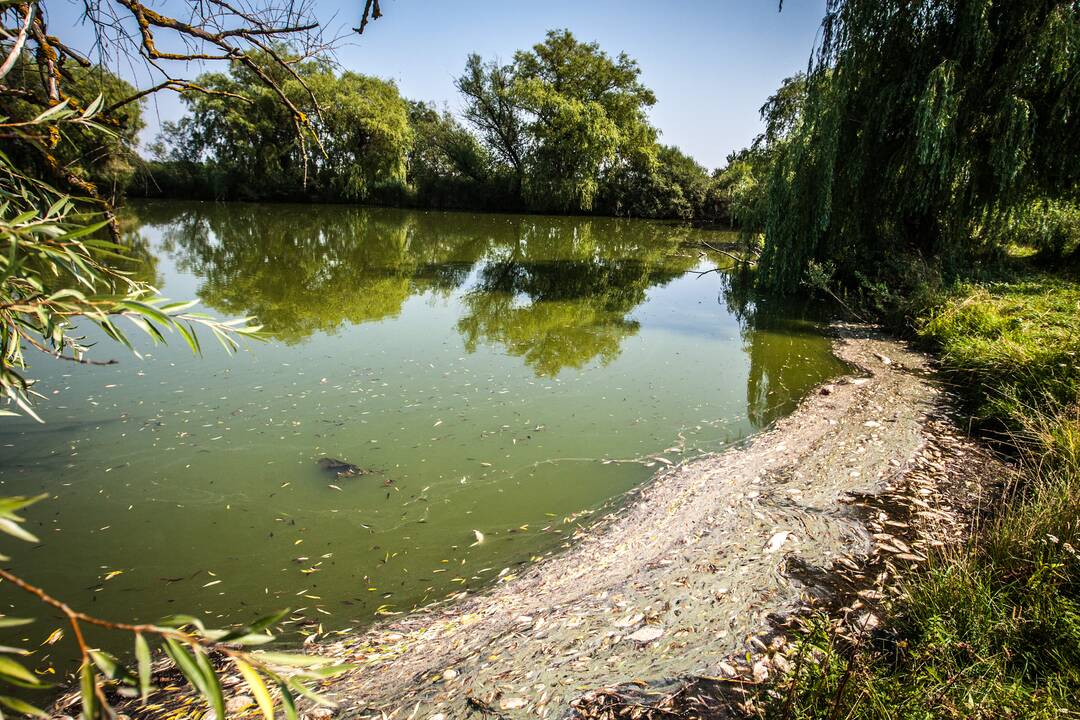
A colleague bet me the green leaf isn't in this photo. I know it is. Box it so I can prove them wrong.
[33,100,71,123]
[297,664,354,679]
[90,650,134,683]
[79,662,98,720]
[81,94,104,119]
[0,495,47,516]
[157,614,206,631]
[0,618,32,629]
[249,651,325,668]
[0,695,49,718]
[235,658,274,720]
[194,648,225,720]
[135,633,151,703]
[278,683,298,720]
[162,639,209,697]
[285,677,335,708]
[57,219,110,242]
[216,609,289,643]
[0,519,38,544]
[0,656,39,686]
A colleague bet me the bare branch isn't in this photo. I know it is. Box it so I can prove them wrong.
[354,0,381,34]
[0,2,33,82]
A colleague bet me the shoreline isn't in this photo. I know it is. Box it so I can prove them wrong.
[78,324,1007,720]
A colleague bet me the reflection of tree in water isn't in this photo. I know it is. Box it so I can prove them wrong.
[142,202,492,344]
[109,210,162,288]
[457,218,697,376]
[134,201,703,375]
[720,270,841,429]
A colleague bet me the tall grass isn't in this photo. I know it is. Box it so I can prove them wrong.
[766,273,1080,719]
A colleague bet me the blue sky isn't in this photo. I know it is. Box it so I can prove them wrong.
[49,0,827,170]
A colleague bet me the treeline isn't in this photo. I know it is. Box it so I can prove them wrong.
[129,31,734,223]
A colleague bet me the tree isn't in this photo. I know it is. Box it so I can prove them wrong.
[454,30,664,214]
[405,100,521,209]
[455,55,530,196]
[598,144,712,220]
[711,74,807,236]
[513,29,659,212]
[160,53,412,202]
[1,60,144,200]
[759,0,1080,292]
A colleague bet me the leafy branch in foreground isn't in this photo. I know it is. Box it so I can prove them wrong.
[1,104,263,422]
[0,494,351,719]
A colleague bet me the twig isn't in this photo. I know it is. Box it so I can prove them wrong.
[700,240,756,266]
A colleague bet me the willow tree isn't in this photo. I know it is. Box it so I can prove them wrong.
[760,0,1080,291]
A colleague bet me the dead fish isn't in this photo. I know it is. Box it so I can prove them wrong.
[317,457,370,479]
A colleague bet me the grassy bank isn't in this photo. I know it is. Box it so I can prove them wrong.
[766,270,1080,718]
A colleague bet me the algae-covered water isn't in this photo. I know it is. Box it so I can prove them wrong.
[0,201,844,664]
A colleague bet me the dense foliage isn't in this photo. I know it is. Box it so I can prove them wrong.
[1,60,144,201]
[751,0,1080,291]
[150,52,413,202]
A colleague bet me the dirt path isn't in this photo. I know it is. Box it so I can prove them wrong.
[97,325,1002,720]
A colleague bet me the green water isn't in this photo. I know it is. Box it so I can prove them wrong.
[0,201,844,666]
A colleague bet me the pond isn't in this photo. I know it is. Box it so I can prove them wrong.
[0,201,845,666]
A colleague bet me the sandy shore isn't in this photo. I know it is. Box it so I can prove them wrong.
[81,325,1005,720]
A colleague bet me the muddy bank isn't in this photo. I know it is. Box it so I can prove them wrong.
[98,325,1004,720]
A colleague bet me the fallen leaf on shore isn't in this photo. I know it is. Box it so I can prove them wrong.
[753,659,770,683]
[613,613,644,628]
[627,626,663,643]
[765,531,791,553]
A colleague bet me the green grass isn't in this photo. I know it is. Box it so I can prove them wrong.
[763,272,1080,719]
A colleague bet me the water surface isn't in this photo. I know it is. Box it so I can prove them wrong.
[0,201,844,663]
